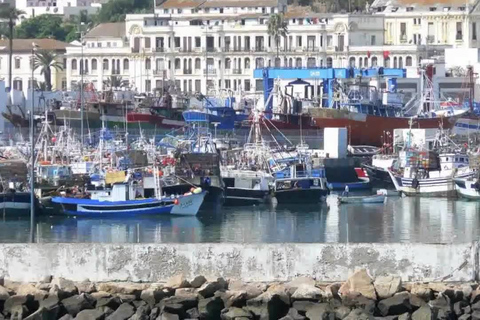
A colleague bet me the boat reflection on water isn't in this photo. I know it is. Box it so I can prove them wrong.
[1,196,480,243]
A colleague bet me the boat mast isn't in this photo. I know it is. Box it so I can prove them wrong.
[468,65,474,112]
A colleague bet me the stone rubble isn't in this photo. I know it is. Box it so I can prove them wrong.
[0,272,478,319]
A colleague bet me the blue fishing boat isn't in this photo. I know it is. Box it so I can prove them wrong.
[51,181,207,216]
[183,94,249,129]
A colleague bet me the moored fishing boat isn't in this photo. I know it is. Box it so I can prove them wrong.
[51,181,207,216]
[338,194,386,204]
[454,177,480,200]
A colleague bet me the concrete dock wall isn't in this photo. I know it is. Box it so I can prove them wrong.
[0,243,476,283]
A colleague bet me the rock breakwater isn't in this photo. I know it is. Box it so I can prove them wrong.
[0,269,478,319]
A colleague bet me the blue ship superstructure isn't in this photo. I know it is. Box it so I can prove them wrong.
[182,93,250,129]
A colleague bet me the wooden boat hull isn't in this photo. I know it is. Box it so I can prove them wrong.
[127,113,185,128]
[338,194,386,204]
[224,188,271,206]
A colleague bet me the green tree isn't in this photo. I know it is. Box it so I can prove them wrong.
[33,50,64,91]
[95,0,152,23]
[103,76,129,90]
[0,7,26,89]
[15,15,69,40]
[267,13,288,58]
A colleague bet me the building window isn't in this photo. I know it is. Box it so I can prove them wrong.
[307,57,315,68]
[71,59,77,70]
[225,79,231,89]
[145,80,151,92]
[174,37,180,47]
[384,57,390,68]
[195,37,201,47]
[326,57,332,68]
[372,56,378,67]
[145,58,151,70]
[123,59,129,70]
[13,79,22,91]
[61,78,67,90]
[405,56,412,66]
[296,36,302,47]
[174,58,180,69]
[371,35,376,45]
[63,58,67,69]
[349,57,355,67]
[244,58,250,69]
[225,58,231,69]
[295,57,302,68]
[473,22,477,40]
[400,23,407,42]
[244,79,250,91]
[103,59,109,70]
[195,79,201,92]
[14,58,20,69]
[195,58,201,70]
[456,22,463,40]
[255,57,264,68]
[145,37,151,48]
[91,59,97,71]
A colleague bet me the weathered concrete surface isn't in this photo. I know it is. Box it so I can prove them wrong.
[0,243,475,283]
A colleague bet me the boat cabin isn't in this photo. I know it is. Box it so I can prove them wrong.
[37,164,73,187]
[88,182,144,202]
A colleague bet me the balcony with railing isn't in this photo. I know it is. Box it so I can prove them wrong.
[203,69,217,75]
[153,69,165,76]
[183,69,193,75]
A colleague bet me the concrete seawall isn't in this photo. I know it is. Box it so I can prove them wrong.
[0,242,477,283]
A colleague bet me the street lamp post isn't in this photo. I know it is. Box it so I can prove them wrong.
[29,42,38,243]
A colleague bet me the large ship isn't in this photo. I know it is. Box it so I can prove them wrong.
[261,65,470,147]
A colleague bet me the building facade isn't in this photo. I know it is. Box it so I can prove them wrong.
[15,0,103,20]
[65,0,480,100]
[0,38,68,94]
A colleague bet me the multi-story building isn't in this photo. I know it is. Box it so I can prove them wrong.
[15,0,103,20]
[65,0,480,100]
[0,38,68,93]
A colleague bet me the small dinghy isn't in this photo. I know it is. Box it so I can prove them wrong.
[338,194,386,204]
[376,189,400,197]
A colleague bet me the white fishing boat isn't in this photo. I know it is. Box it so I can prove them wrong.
[388,152,475,197]
[338,194,386,204]
[454,177,480,200]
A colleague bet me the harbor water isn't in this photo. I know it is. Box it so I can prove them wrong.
[0,195,478,244]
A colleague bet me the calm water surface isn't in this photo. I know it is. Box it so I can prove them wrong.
[0,195,479,244]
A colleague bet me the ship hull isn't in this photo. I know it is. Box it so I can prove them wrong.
[310,108,463,146]
[127,113,185,129]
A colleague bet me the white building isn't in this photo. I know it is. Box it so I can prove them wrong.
[0,38,68,93]
[15,0,104,20]
[64,0,480,102]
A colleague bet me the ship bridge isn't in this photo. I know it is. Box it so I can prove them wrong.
[253,67,406,117]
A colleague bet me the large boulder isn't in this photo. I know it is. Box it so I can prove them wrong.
[292,300,318,314]
[344,308,374,320]
[339,269,377,300]
[51,277,77,299]
[221,307,254,320]
[38,294,61,319]
[215,290,247,308]
[410,284,433,301]
[105,302,135,320]
[378,292,412,316]
[291,284,324,301]
[429,293,454,320]
[159,295,198,313]
[412,305,435,320]
[75,281,97,294]
[341,292,375,315]
[190,276,207,289]
[16,283,47,300]
[0,285,9,301]
[3,295,31,316]
[75,309,105,320]
[305,303,334,319]
[198,297,224,319]
[228,281,266,300]
[157,312,179,320]
[197,278,228,298]
[61,294,94,317]
[285,277,316,295]
[140,288,166,307]
[246,287,290,320]
[96,296,121,309]
[97,283,148,297]
[374,276,402,299]
[165,275,190,289]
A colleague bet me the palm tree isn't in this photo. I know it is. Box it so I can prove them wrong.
[33,50,64,91]
[0,7,26,90]
[103,76,129,90]
[267,13,288,59]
